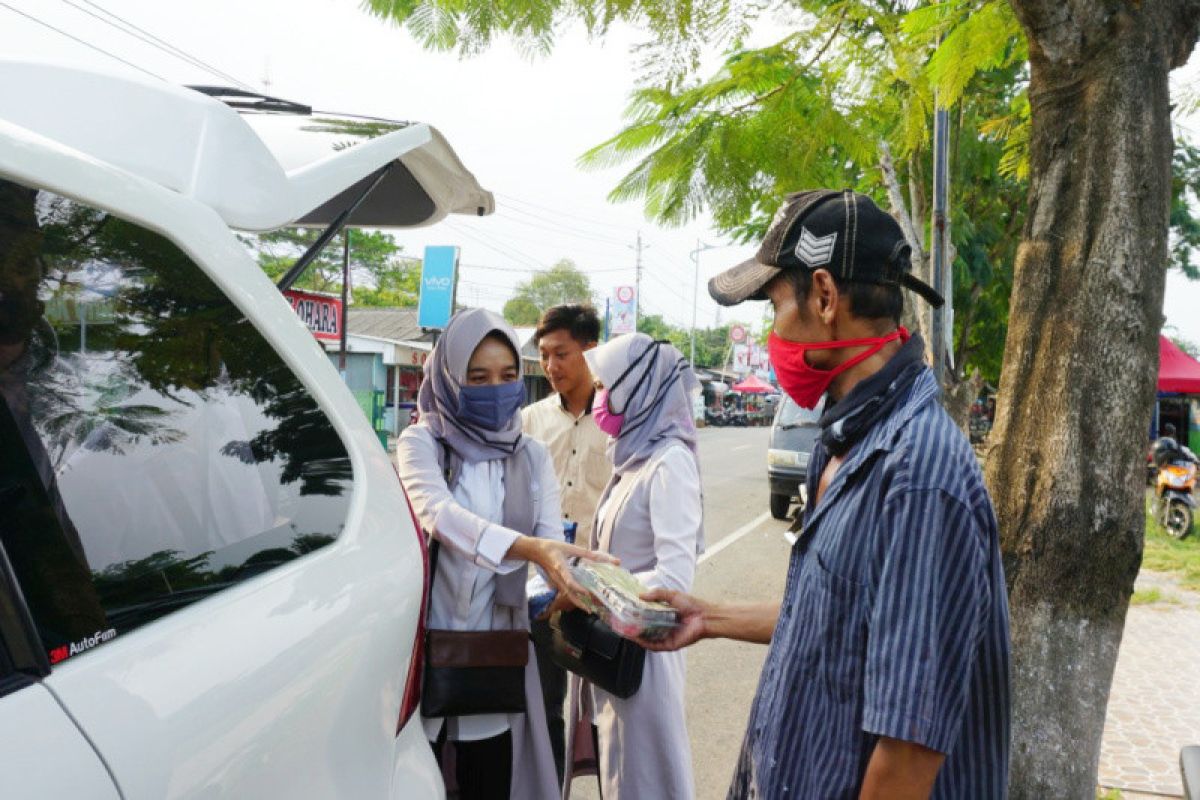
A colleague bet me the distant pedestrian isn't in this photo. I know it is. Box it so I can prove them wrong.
[521,304,612,781]
[641,190,1011,799]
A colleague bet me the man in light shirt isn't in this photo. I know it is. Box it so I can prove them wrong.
[522,303,612,782]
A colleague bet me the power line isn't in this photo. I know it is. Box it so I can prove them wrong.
[467,219,631,258]
[497,192,635,233]
[443,221,554,273]
[445,222,635,278]
[0,1,165,82]
[642,268,692,307]
[60,0,254,90]
[644,251,697,286]
[460,261,628,275]
[493,208,632,247]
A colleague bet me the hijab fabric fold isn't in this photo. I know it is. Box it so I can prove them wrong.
[417,307,527,464]
[584,333,701,474]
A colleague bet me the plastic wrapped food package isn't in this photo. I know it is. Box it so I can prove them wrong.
[571,562,680,641]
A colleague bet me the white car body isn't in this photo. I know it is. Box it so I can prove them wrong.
[0,62,490,799]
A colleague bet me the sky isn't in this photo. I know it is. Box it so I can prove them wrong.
[1,0,1197,345]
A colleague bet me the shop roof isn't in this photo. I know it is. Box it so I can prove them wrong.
[346,308,428,343]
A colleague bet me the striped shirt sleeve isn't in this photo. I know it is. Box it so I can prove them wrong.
[861,487,988,754]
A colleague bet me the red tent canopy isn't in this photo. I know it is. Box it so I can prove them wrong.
[732,374,778,394]
[1160,335,1200,394]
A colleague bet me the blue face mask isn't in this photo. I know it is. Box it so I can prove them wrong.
[458,380,526,431]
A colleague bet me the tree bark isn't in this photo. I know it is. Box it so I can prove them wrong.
[989,2,1200,796]
[879,141,932,348]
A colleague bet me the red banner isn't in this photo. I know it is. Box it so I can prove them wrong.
[284,290,343,342]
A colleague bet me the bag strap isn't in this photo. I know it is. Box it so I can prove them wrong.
[426,438,456,595]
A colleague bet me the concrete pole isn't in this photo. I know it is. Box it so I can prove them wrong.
[690,240,717,365]
[632,231,646,331]
[930,102,950,385]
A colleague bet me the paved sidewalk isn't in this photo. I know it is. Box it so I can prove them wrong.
[1099,570,1200,798]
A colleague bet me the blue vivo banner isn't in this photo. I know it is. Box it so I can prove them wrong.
[418,246,459,329]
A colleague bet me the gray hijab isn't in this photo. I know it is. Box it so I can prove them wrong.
[416,307,526,464]
[585,333,701,475]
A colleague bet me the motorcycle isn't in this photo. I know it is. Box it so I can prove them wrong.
[1153,447,1198,539]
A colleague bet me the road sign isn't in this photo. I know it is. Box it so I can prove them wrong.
[730,324,747,343]
[418,246,460,329]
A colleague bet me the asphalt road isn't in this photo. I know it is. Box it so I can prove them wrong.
[569,425,795,800]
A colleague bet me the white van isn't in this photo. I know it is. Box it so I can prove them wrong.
[0,61,493,799]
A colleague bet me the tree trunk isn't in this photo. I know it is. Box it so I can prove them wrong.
[879,141,931,347]
[989,2,1200,796]
[944,368,982,434]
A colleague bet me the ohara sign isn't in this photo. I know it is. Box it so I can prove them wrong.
[284,289,343,342]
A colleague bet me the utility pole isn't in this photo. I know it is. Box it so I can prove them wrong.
[630,231,647,331]
[690,240,717,365]
[930,98,950,385]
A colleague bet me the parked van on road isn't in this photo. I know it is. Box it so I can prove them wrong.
[767,396,822,520]
[0,61,492,800]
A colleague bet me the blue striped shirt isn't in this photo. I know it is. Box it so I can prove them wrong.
[729,368,1010,799]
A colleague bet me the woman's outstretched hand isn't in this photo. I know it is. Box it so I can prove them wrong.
[509,537,616,609]
[635,588,709,651]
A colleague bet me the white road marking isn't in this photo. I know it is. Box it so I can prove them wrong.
[699,511,772,565]
[730,444,752,452]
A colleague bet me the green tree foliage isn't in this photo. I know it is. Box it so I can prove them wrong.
[634,313,753,369]
[1172,140,1200,281]
[1171,333,1200,359]
[364,0,1031,388]
[243,228,419,306]
[502,259,594,325]
[364,0,1199,385]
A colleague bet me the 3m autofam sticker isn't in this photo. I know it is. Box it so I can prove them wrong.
[48,629,117,664]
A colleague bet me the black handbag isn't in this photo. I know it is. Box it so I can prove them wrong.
[548,608,646,700]
[420,541,528,718]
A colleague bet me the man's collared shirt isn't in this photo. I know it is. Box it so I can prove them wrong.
[522,393,612,546]
[730,368,1011,799]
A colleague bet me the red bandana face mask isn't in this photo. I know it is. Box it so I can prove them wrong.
[768,327,909,409]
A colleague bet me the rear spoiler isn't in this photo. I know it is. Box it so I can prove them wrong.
[0,61,493,232]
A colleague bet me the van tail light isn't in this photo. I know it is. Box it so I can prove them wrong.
[397,484,429,734]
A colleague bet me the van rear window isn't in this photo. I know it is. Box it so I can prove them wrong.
[0,178,352,664]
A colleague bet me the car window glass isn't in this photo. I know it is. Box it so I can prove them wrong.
[0,178,352,666]
[774,396,823,427]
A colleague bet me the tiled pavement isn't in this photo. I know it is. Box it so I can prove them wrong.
[1099,571,1200,798]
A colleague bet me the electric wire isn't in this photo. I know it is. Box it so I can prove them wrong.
[460,261,629,275]
[445,222,635,279]
[497,192,635,232]
[58,0,255,90]
[0,1,166,82]
[442,221,555,273]
[492,209,633,248]
[468,219,631,258]
[494,205,632,246]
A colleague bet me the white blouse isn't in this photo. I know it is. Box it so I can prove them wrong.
[396,425,564,743]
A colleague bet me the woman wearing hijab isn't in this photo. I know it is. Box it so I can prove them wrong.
[562,332,704,800]
[397,308,605,800]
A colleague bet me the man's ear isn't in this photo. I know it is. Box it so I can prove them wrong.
[582,341,598,352]
[810,269,840,326]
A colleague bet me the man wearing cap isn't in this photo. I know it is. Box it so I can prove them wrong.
[641,190,1010,798]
